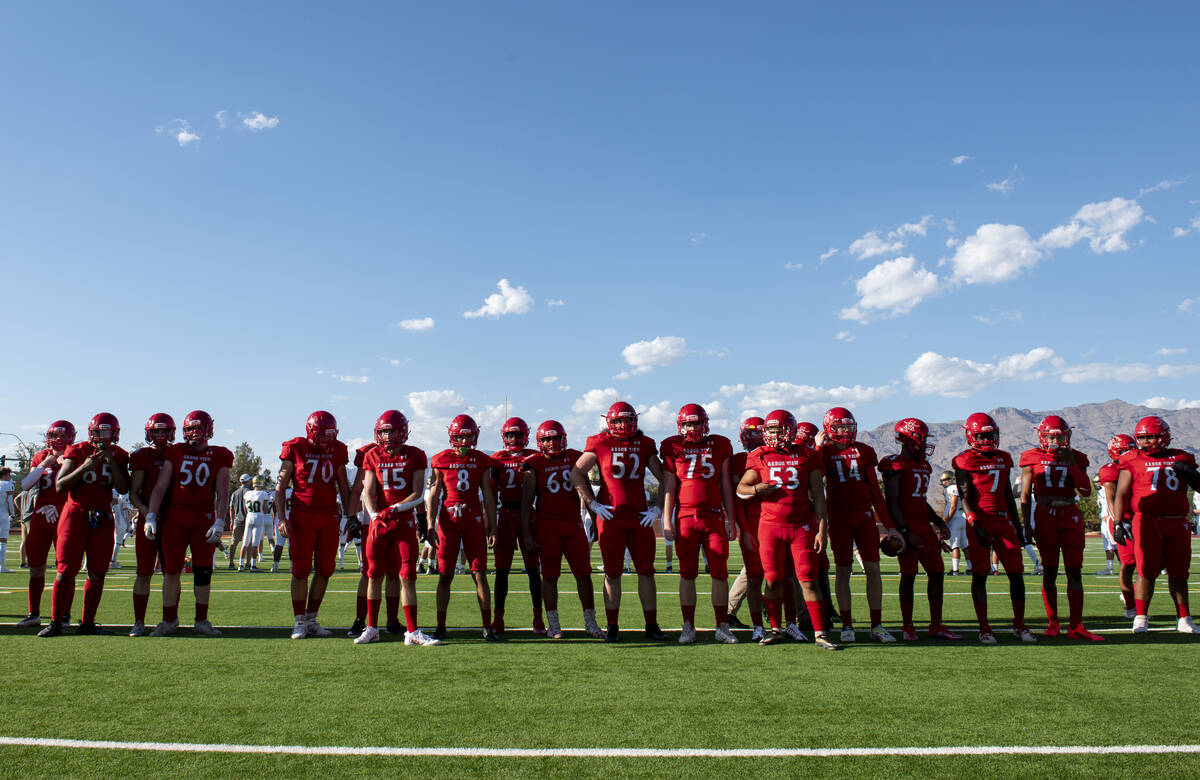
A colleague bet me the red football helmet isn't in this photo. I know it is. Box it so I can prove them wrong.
[606,401,638,441]
[306,411,339,449]
[1134,416,1171,453]
[676,403,709,442]
[536,419,568,456]
[1107,433,1135,462]
[794,421,818,449]
[501,417,530,451]
[144,413,176,446]
[896,417,934,458]
[374,410,409,450]
[963,412,999,453]
[1037,415,1071,452]
[46,420,76,452]
[762,409,797,449]
[88,413,120,447]
[822,407,857,445]
[448,414,479,451]
[739,417,765,450]
[182,410,214,445]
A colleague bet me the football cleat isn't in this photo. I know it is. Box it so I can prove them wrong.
[644,623,669,641]
[759,628,787,645]
[870,624,897,643]
[404,629,440,646]
[1177,616,1198,634]
[492,614,505,635]
[432,626,448,641]
[354,626,380,645]
[726,614,750,630]
[149,618,179,637]
[583,613,604,639]
[979,631,998,645]
[76,623,114,636]
[1067,625,1105,641]
[128,621,146,637]
[813,633,840,651]
[1132,615,1149,634]
[785,622,808,642]
[532,613,547,635]
[37,621,62,638]
[750,626,766,642]
[1013,628,1037,643]
[385,621,405,636]
[347,618,366,638]
[929,624,962,641]
[1124,607,1136,619]
[290,617,308,640]
[840,627,856,643]
[713,626,739,644]
[14,614,41,629]
[605,625,621,643]
[547,612,564,639]
[678,622,697,645]
[901,625,919,641]
[193,619,222,637]
[483,626,499,642]
[306,619,332,638]
[1043,619,1061,638]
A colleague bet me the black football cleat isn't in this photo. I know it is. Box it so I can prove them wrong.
[347,618,366,638]
[483,627,499,642]
[432,627,447,640]
[76,623,114,636]
[605,624,621,643]
[644,623,669,641]
[37,621,63,638]
[759,628,788,645]
[385,621,405,636]
[726,614,750,630]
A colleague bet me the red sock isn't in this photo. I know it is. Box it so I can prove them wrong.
[750,607,763,628]
[869,608,882,627]
[386,595,400,624]
[52,577,75,621]
[1178,602,1191,619]
[681,604,696,624]
[403,604,418,633]
[367,598,381,627]
[713,605,726,626]
[533,607,543,621]
[1122,590,1135,609]
[82,578,103,624]
[805,600,825,635]
[899,599,914,627]
[195,602,208,622]
[1135,598,1150,615]
[784,602,797,625]
[1012,597,1026,631]
[133,592,148,622]
[839,608,852,628]
[29,575,45,615]
[481,607,491,628]
[164,603,178,623]
[764,597,782,629]
[973,600,990,633]
[292,598,306,617]
[436,610,447,630]
[605,608,619,626]
[1042,588,1058,621]
[928,596,942,628]
[1067,587,1083,628]
[355,594,367,621]
[643,609,656,627]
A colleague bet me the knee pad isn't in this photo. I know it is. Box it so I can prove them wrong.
[193,566,213,587]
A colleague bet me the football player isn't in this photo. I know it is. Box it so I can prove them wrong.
[879,418,959,642]
[572,402,667,642]
[346,440,379,637]
[521,420,604,638]
[143,411,232,637]
[736,409,838,650]
[952,413,1034,644]
[1113,416,1200,634]
[819,407,900,643]
[940,470,970,575]
[728,417,766,640]
[39,414,131,636]
[15,420,75,629]
[660,404,738,644]
[242,477,274,571]
[1019,416,1102,640]
[126,413,174,635]
[358,410,438,645]
[427,414,500,641]
[277,411,354,640]
[1098,434,1137,617]
[490,417,544,635]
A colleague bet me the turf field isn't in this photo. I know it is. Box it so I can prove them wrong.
[0,537,1197,778]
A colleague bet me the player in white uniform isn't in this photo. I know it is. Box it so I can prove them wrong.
[241,478,275,571]
[0,469,14,572]
[109,490,132,568]
[270,487,292,572]
[1095,474,1117,575]
[1192,489,1200,536]
[939,470,969,575]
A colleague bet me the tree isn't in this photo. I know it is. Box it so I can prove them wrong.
[230,442,265,490]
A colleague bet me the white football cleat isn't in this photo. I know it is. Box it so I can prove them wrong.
[290,617,307,640]
[979,631,998,645]
[840,627,856,643]
[306,619,332,638]
[713,626,739,644]
[583,616,605,639]
[128,621,146,637]
[870,624,897,643]
[813,632,840,651]
[149,618,179,637]
[193,619,222,637]
[1132,614,1149,634]
[678,621,697,645]
[1177,616,1198,634]
[1013,628,1037,643]
[1124,608,1136,619]
[404,629,440,646]
[750,626,766,642]
[785,622,809,642]
[354,626,380,644]
[546,611,564,639]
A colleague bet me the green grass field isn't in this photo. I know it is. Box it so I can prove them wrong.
[0,536,1197,778]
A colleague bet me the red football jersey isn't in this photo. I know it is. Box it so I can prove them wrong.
[1118,448,1197,516]
[730,451,762,529]
[281,437,349,511]
[362,445,427,517]
[492,448,537,505]
[819,441,883,512]
[659,434,733,511]
[1097,462,1129,520]
[1019,447,1090,500]
[744,446,821,526]
[878,452,934,530]
[431,448,499,513]
[164,443,234,512]
[129,446,169,507]
[951,449,1014,514]
[584,431,657,513]
[30,449,67,511]
[355,442,384,509]
[61,442,130,511]
[524,449,583,521]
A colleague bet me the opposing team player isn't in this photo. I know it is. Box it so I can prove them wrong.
[521,420,604,639]
[144,411,232,637]
[490,417,544,635]
[242,477,274,571]
[952,413,1035,644]
[572,402,668,642]
[15,421,75,629]
[819,407,899,643]
[728,417,767,640]
[359,410,438,645]
[879,418,959,641]
[347,439,379,637]
[660,404,738,644]
[277,411,354,639]
[940,470,969,575]
[736,409,838,650]
[126,413,174,635]
[1019,416,1102,640]
[1113,416,1200,634]
[40,413,130,636]
[427,414,500,641]
[1098,434,1137,617]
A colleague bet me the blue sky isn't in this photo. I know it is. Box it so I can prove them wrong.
[2,2,1199,464]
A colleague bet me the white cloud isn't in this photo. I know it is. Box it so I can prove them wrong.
[408,389,466,419]
[1037,197,1145,254]
[945,237,960,248]
[156,119,199,147]
[905,347,1055,397]
[690,233,708,245]
[1138,178,1184,196]
[784,262,803,270]
[556,385,571,391]
[620,336,687,375]
[835,330,855,342]
[973,310,1023,326]
[315,369,324,375]
[547,299,565,307]
[1156,347,1187,356]
[1171,215,1200,238]
[949,224,1042,284]
[1175,227,1190,238]
[242,111,279,131]
[389,359,402,366]
[839,256,940,323]
[215,110,229,128]
[819,248,838,262]
[1057,361,1200,384]
[719,381,894,421]
[335,375,369,384]
[541,376,558,384]
[395,316,435,332]
[463,279,534,319]
[1179,297,1196,313]
[572,388,621,415]
[1142,396,1200,410]
[848,230,905,260]
[894,215,934,238]
[952,154,973,166]
[986,178,1016,194]
[639,401,676,432]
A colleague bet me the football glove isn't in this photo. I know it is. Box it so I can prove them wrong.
[589,500,614,521]
[344,516,361,540]
[1114,520,1133,546]
[143,512,157,539]
[204,519,225,544]
[37,505,59,525]
[639,506,661,528]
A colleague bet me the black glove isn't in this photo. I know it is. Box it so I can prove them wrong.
[900,527,921,550]
[344,517,361,540]
[87,510,105,530]
[1020,524,1033,547]
[1114,520,1133,546]
[417,513,429,542]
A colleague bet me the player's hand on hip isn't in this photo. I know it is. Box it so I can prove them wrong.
[589,501,613,522]
[639,506,661,528]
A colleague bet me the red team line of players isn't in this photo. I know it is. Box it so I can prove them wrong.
[10,402,1199,646]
